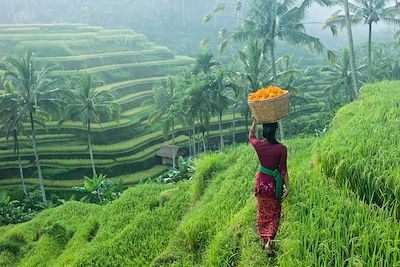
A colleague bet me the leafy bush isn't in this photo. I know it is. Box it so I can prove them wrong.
[0,194,33,226]
[74,174,123,204]
[158,156,195,183]
[0,191,66,226]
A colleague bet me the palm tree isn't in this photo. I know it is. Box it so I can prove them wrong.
[193,49,218,75]
[191,51,218,151]
[149,77,181,168]
[180,78,198,156]
[237,38,268,131]
[61,72,120,176]
[238,38,267,92]
[208,68,235,150]
[235,0,326,140]
[321,49,365,104]
[325,0,400,82]
[274,55,321,110]
[235,0,326,81]
[0,82,29,195]
[229,80,246,144]
[181,97,197,156]
[186,74,212,153]
[343,0,360,97]
[369,44,400,80]
[2,51,64,204]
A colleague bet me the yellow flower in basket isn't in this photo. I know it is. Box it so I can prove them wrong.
[248,85,288,101]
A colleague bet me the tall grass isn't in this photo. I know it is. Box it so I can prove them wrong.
[314,81,400,217]
[0,183,191,266]
[279,138,400,266]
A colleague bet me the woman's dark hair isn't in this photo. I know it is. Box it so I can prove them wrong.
[262,123,279,144]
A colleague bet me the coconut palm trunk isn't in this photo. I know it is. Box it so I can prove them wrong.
[270,42,278,81]
[197,126,201,153]
[188,129,192,156]
[218,110,224,150]
[87,118,97,176]
[192,125,197,155]
[269,0,278,80]
[345,76,353,102]
[368,22,372,82]
[344,0,359,98]
[269,41,285,141]
[172,119,176,169]
[203,135,207,152]
[29,111,46,204]
[201,126,207,152]
[182,0,186,27]
[14,130,27,195]
[232,106,236,145]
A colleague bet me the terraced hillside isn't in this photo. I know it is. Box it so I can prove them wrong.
[0,24,330,198]
[0,24,253,197]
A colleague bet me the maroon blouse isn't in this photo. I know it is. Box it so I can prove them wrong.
[249,132,288,197]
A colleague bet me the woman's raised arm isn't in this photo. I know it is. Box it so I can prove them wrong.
[249,116,258,146]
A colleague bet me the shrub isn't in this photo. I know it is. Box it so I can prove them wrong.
[0,194,33,226]
[0,190,65,226]
[158,156,195,183]
[74,174,123,205]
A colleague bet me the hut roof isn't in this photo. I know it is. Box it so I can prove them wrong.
[156,144,181,158]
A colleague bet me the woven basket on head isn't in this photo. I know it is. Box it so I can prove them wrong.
[248,93,290,123]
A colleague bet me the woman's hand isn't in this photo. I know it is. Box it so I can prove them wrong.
[281,186,289,201]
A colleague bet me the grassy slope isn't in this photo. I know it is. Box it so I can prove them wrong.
[314,81,400,217]
[1,137,399,266]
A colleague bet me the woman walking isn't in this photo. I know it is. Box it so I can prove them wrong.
[249,116,289,256]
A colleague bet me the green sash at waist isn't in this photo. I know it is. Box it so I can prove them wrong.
[259,165,284,201]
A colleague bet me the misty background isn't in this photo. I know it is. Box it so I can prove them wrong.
[0,0,397,57]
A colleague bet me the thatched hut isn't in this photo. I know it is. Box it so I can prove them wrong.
[156,145,182,165]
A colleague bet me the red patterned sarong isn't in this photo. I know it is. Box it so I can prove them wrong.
[256,195,281,241]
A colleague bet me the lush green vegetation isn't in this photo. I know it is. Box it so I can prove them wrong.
[1,134,398,265]
[1,0,400,265]
[0,24,198,197]
[314,81,400,217]
[1,80,400,265]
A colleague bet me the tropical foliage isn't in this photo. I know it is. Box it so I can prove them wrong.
[325,0,400,81]
[158,156,195,183]
[1,1,400,265]
[0,190,64,226]
[61,72,120,176]
[74,174,123,205]
[1,50,65,204]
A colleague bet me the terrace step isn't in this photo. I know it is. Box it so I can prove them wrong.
[0,128,250,179]
[0,119,247,161]
[0,165,167,188]
[35,48,174,70]
[51,58,192,76]
[9,35,153,57]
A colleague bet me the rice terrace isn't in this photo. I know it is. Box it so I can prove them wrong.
[0,1,399,266]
